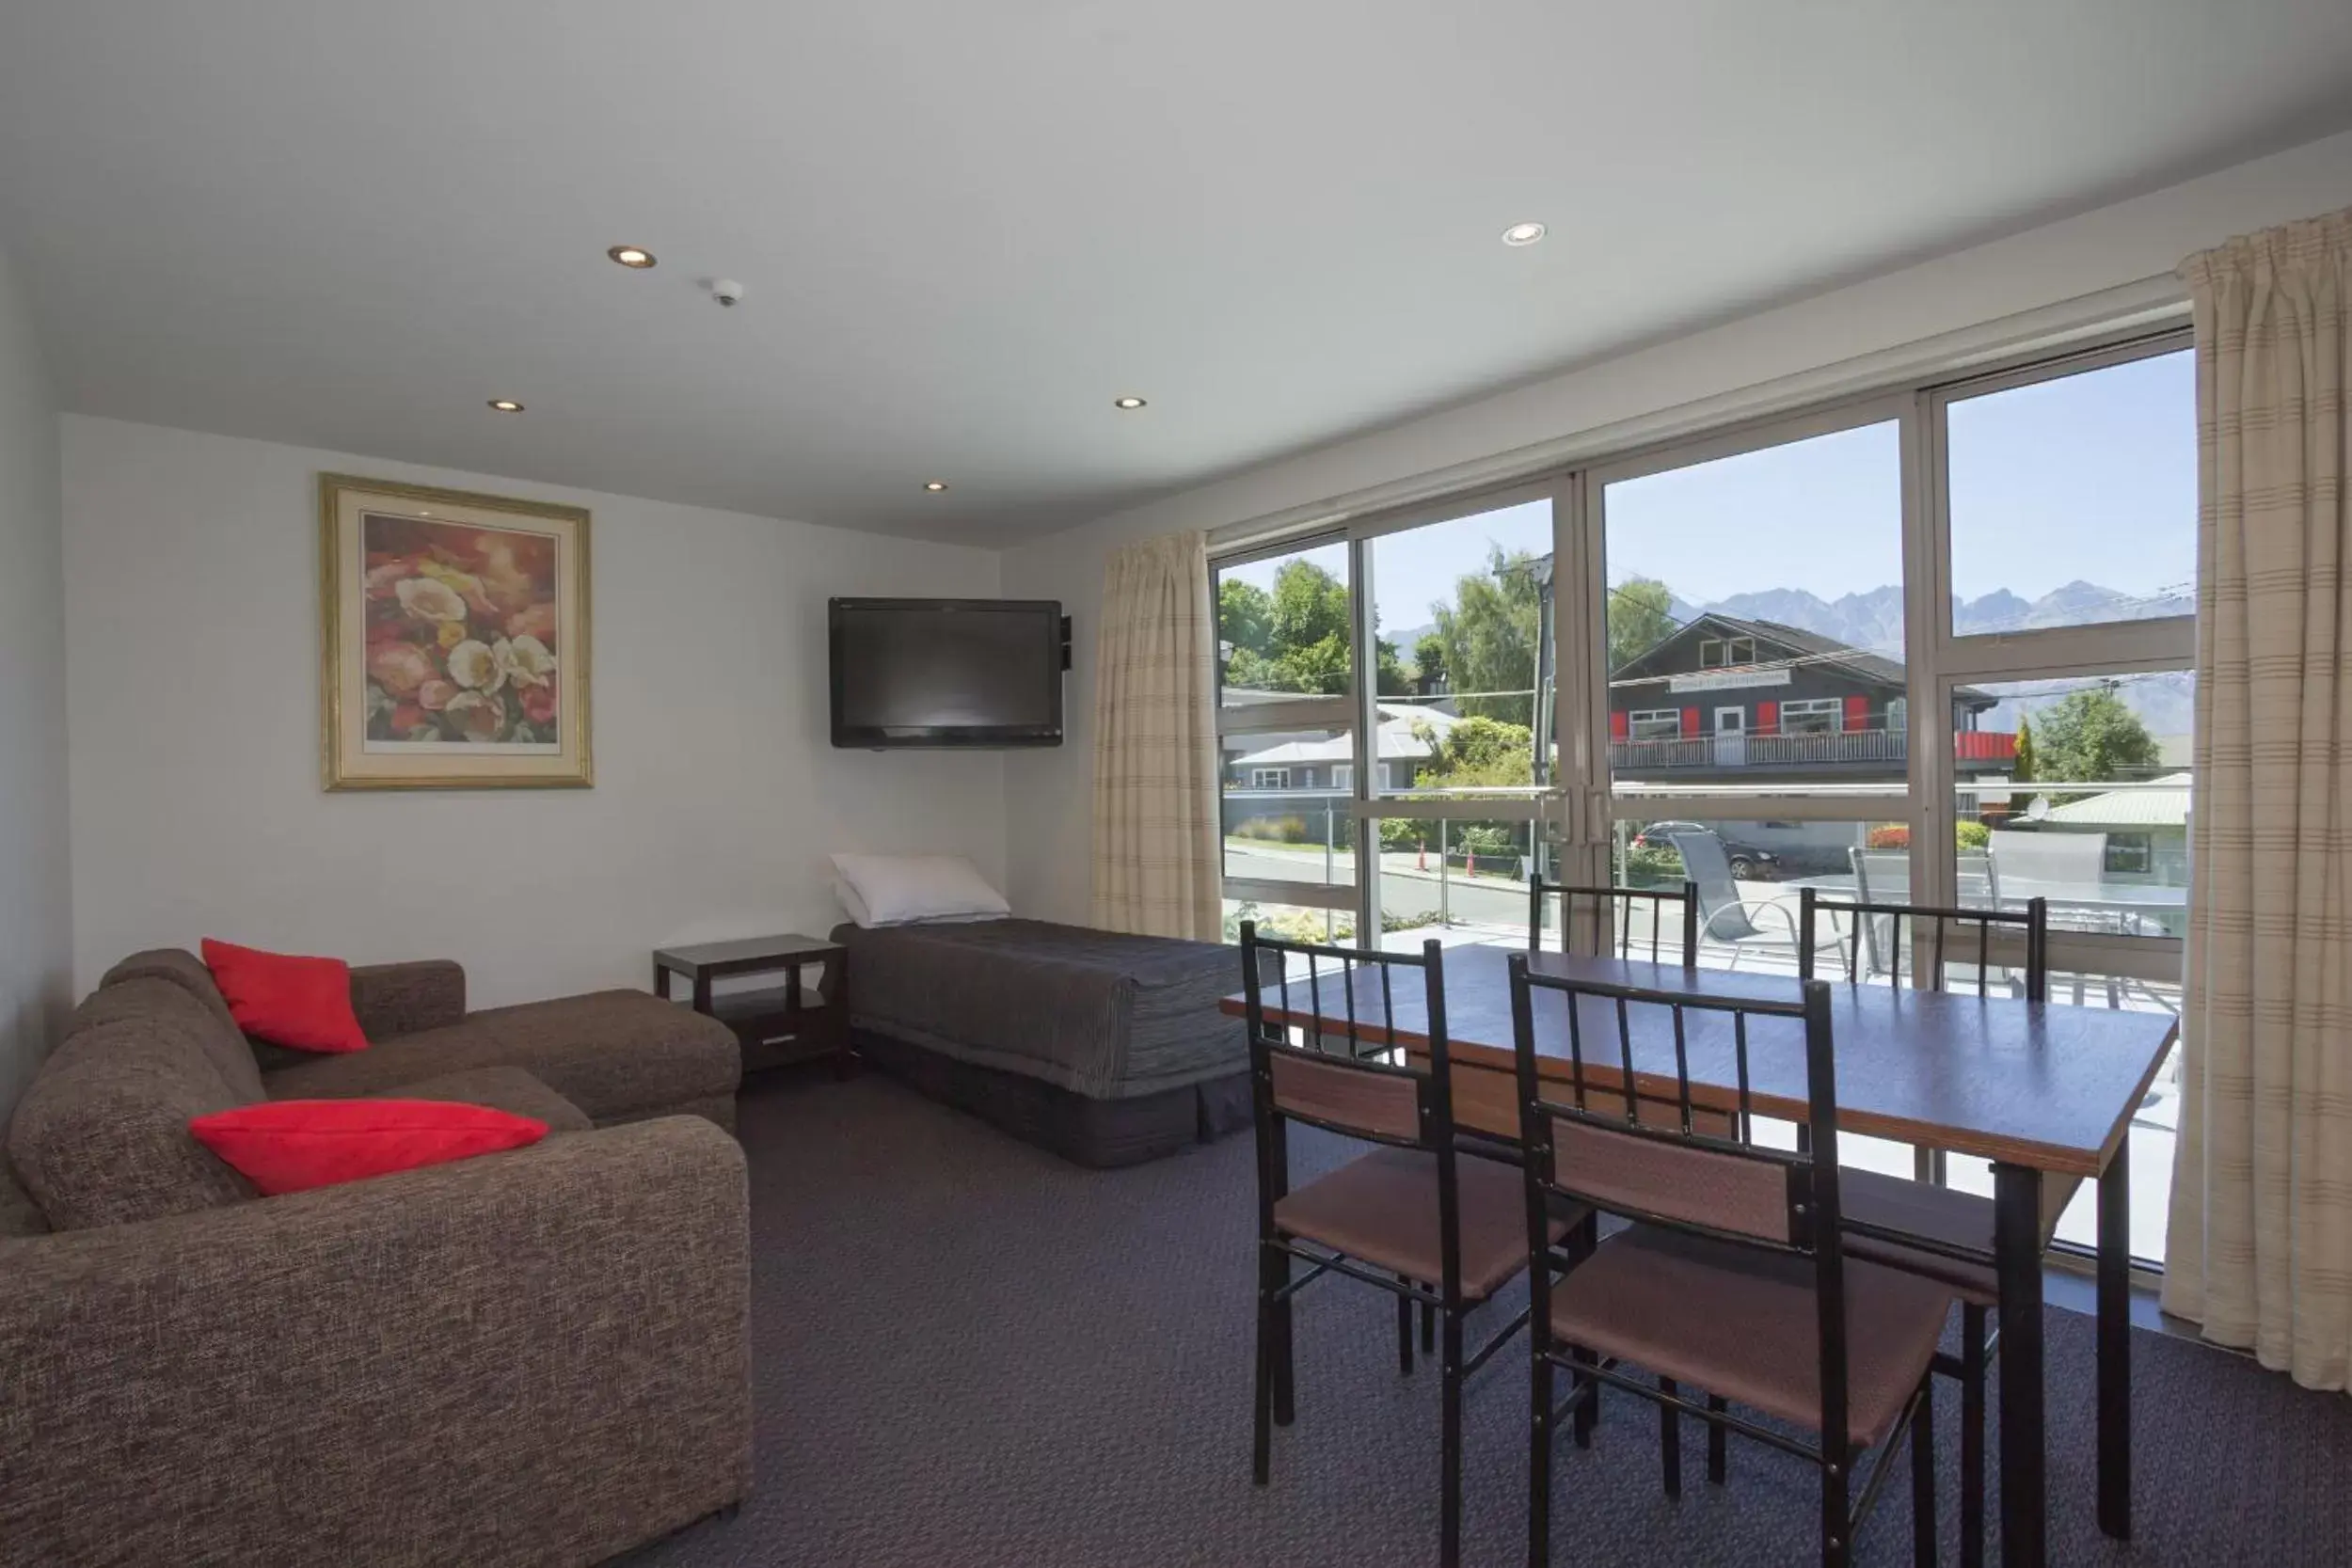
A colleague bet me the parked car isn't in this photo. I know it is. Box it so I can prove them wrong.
[1630,820,1784,880]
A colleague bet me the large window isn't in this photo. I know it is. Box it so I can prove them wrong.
[1208,325,2194,1264]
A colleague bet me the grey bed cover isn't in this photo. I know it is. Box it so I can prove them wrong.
[828,918,1248,1100]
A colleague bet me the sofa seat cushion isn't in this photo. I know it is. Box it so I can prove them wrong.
[377,1067,593,1132]
[262,990,739,1124]
[7,1020,257,1229]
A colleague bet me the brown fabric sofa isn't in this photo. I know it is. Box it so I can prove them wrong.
[0,950,752,1568]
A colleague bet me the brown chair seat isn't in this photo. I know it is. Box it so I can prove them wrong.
[1549,1226,1954,1448]
[1840,1167,2080,1305]
[1274,1146,1568,1301]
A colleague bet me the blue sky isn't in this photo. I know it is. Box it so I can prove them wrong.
[1222,348,2195,637]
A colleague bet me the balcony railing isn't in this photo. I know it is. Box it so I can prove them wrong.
[1611,727,2017,771]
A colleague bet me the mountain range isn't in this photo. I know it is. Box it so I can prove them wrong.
[1678,579,2194,649]
[1676,580,2195,739]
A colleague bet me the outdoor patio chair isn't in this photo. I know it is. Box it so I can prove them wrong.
[1846,849,2003,985]
[1667,830,1799,970]
[1990,829,2126,1005]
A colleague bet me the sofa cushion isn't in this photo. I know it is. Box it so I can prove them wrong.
[190,1099,550,1196]
[7,1019,257,1229]
[201,939,371,1054]
[262,990,739,1125]
[72,974,269,1105]
[378,1066,594,1132]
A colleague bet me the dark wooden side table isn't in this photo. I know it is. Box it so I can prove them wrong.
[653,934,850,1078]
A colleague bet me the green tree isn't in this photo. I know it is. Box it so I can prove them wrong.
[1412,715,1535,787]
[1217,578,1273,657]
[1217,560,1405,696]
[1607,577,1678,671]
[1430,547,1542,725]
[1270,560,1348,652]
[1411,630,1448,693]
[2011,713,2037,784]
[2031,685,2159,784]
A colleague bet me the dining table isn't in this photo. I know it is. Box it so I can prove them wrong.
[1219,942,2180,1568]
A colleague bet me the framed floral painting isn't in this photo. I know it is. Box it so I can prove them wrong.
[320,473,592,789]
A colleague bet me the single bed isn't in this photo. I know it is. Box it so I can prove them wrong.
[824,917,1252,1167]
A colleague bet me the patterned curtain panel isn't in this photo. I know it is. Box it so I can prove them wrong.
[2164,209,2352,1390]
[1090,531,1221,941]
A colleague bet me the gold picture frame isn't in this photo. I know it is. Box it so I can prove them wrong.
[320,473,593,790]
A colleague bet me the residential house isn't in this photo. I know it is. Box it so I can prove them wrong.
[1608,612,2014,784]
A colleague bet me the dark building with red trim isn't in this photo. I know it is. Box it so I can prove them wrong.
[1608,613,2012,784]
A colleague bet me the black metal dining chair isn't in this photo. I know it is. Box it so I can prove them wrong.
[1528,878,1700,964]
[1797,890,2057,1568]
[1241,924,1584,1568]
[1508,958,1967,1568]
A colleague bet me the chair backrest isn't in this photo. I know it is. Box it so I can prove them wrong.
[1989,828,2106,887]
[1796,888,2049,1001]
[1665,831,1758,942]
[1529,879,1699,965]
[1242,923,1465,1296]
[1506,957,1851,1449]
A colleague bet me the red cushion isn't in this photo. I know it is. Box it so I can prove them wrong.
[201,938,371,1053]
[188,1100,548,1196]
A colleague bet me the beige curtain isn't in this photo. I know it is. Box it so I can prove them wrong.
[1090,531,1221,941]
[2164,208,2352,1390]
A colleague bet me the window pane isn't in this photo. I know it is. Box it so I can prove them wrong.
[1221,898,1356,946]
[1370,815,1548,950]
[1611,816,1901,971]
[1953,671,2193,940]
[1947,348,2196,635]
[1216,540,1351,704]
[1368,498,1555,794]
[1604,421,1907,791]
[1221,748,1356,901]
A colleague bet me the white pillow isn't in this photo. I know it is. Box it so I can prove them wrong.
[830,854,1010,927]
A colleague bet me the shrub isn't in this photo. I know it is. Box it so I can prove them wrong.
[1956,820,1991,851]
[1232,814,1310,844]
[1867,824,1910,849]
[1622,844,1684,886]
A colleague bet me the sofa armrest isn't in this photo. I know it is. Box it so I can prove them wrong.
[0,1118,751,1568]
[348,958,467,1037]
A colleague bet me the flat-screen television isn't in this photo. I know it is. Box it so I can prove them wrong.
[830,598,1066,748]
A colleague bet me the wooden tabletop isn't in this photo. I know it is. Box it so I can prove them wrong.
[1220,945,2177,1178]
[654,933,843,975]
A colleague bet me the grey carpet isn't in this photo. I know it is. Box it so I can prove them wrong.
[625,1071,2352,1567]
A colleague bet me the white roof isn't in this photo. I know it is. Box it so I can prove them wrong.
[2042,772,2193,828]
[1230,703,1462,768]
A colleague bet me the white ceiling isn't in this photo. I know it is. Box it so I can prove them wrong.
[2,3,2348,546]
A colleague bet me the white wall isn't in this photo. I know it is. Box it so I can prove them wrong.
[0,240,71,1114]
[1002,127,2352,925]
[62,417,1007,1006]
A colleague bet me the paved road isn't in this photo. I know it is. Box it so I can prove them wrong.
[1223,841,1535,927]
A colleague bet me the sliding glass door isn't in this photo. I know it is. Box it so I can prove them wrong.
[1208,325,2194,1264]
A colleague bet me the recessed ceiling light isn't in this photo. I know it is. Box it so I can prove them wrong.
[487,399,525,412]
[607,245,657,269]
[1501,221,1548,247]
[923,480,948,493]
[1113,395,1148,410]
